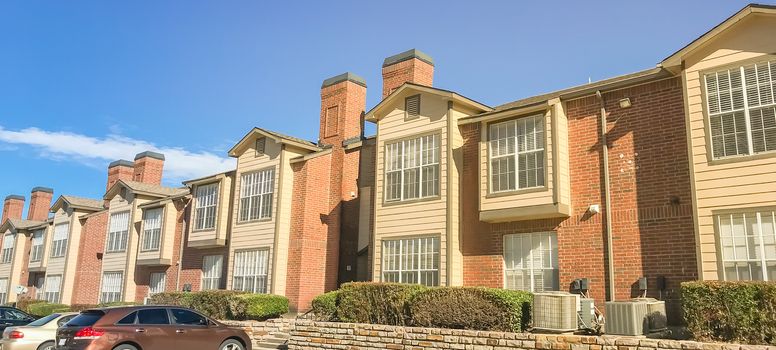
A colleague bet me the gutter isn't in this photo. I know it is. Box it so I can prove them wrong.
[176,196,191,291]
[596,90,616,302]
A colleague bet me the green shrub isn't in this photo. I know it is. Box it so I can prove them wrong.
[410,287,532,332]
[311,291,339,321]
[682,281,776,345]
[99,301,140,307]
[16,298,46,313]
[234,294,288,320]
[337,282,426,326]
[187,290,246,319]
[28,303,70,317]
[148,292,194,307]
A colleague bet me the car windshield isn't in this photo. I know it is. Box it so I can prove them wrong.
[26,314,60,326]
[65,311,105,327]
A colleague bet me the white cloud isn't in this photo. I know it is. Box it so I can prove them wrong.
[0,125,236,184]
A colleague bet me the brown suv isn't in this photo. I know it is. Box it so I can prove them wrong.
[55,306,251,350]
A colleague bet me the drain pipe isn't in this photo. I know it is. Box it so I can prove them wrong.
[596,90,616,302]
[175,196,191,291]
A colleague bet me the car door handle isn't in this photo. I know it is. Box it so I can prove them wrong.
[135,328,146,333]
[176,329,185,334]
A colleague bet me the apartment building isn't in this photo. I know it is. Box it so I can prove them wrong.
[0,4,772,320]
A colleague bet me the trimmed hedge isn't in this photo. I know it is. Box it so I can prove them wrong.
[682,281,776,345]
[410,287,532,332]
[28,303,70,317]
[337,282,426,326]
[311,291,339,321]
[148,290,288,320]
[236,294,288,320]
[16,298,46,314]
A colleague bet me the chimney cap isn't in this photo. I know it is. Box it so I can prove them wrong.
[134,151,165,161]
[4,195,25,201]
[31,187,53,194]
[108,160,135,168]
[321,72,367,88]
[383,49,434,68]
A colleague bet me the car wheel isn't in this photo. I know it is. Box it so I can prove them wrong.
[37,341,55,350]
[219,339,244,350]
[113,344,139,350]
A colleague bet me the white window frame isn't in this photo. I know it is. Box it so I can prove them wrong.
[488,114,546,193]
[503,232,559,292]
[705,60,776,159]
[43,275,62,303]
[100,271,124,304]
[201,255,223,290]
[0,278,7,304]
[232,249,269,294]
[717,210,776,281]
[141,207,163,252]
[106,211,130,253]
[384,134,440,203]
[381,236,440,286]
[30,229,45,262]
[193,183,219,231]
[1,235,14,264]
[50,223,69,258]
[149,272,166,296]
[238,169,274,222]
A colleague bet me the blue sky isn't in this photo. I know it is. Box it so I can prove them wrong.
[0,0,761,206]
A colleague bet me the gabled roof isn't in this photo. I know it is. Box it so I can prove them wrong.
[182,170,236,186]
[104,179,188,200]
[0,218,47,233]
[50,195,104,213]
[661,3,776,67]
[364,83,492,122]
[228,127,321,157]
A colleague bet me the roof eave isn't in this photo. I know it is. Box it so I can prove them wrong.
[365,83,492,123]
[228,128,320,158]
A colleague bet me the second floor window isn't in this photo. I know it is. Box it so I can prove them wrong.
[1,235,14,264]
[107,211,130,252]
[194,183,218,230]
[384,134,440,202]
[239,169,274,222]
[50,223,69,258]
[489,115,545,193]
[141,208,163,251]
[30,229,45,262]
[705,60,776,159]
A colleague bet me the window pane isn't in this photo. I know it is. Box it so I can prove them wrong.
[232,250,269,293]
[381,237,439,286]
[138,309,170,325]
[239,170,274,221]
[718,211,776,281]
[504,232,559,292]
[171,309,207,326]
[384,134,440,202]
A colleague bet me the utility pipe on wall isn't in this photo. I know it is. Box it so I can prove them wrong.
[596,90,616,302]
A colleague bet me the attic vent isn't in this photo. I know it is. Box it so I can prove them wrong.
[405,94,421,120]
[255,137,266,157]
[325,105,339,138]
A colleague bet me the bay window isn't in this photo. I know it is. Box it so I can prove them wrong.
[384,134,440,202]
[141,208,163,251]
[194,183,218,230]
[30,229,45,262]
[489,114,545,193]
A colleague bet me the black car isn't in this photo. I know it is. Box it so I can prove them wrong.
[0,307,35,332]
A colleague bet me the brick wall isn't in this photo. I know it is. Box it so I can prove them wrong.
[27,189,53,221]
[460,77,697,323]
[381,57,434,98]
[72,211,108,305]
[133,156,164,185]
[1,196,24,224]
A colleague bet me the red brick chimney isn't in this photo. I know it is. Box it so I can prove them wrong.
[319,72,367,146]
[27,187,53,221]
[1,195,25,224]
[381,48,434,99]
[133,151,165,185]
[106,160,135,192]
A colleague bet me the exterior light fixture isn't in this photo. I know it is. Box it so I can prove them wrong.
[619,98,632,109]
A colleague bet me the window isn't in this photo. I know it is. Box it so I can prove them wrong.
[171,309,207,326]
[201,255,223,290]
[239,169,274,222]
[384,134,440,202]
[149,272,166,295]
[106,211,130,252]
[137,309,170,325]
[0,278,7,304]
[1,235,14,264]
[141,208,163,251]
[325,105,339,137]
[117,312,137,325]
[50,223,69,258]
[405,94,421,120]
[57,315,76,327]
[43,275,62,303]
[100,272,123,303]
[489,115,545,193]
[33,274,44,300]
[194,183,218,230]
[30,229,45,262]
[381,237,439,286]
[255,137,267,157]
[504,232,559,292]
[705,60,776,158]
[717,210,776,281]
[232,249,269,293]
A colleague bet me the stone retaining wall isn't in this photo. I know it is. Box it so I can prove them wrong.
[220,318,293,343]
[289,320,769,350]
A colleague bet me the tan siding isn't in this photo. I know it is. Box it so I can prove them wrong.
[681,14,776,280]
[60,208,86,304]
[101,191,146,302]
[188,175,233,245]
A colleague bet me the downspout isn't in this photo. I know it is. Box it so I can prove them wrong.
[175,196,191,291]
[596,90,616,302]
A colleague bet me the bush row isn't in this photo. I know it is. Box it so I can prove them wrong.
[148,290,288,320]
[17,300,142,317]
[311,282,532,332]
[682,281,776,345]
